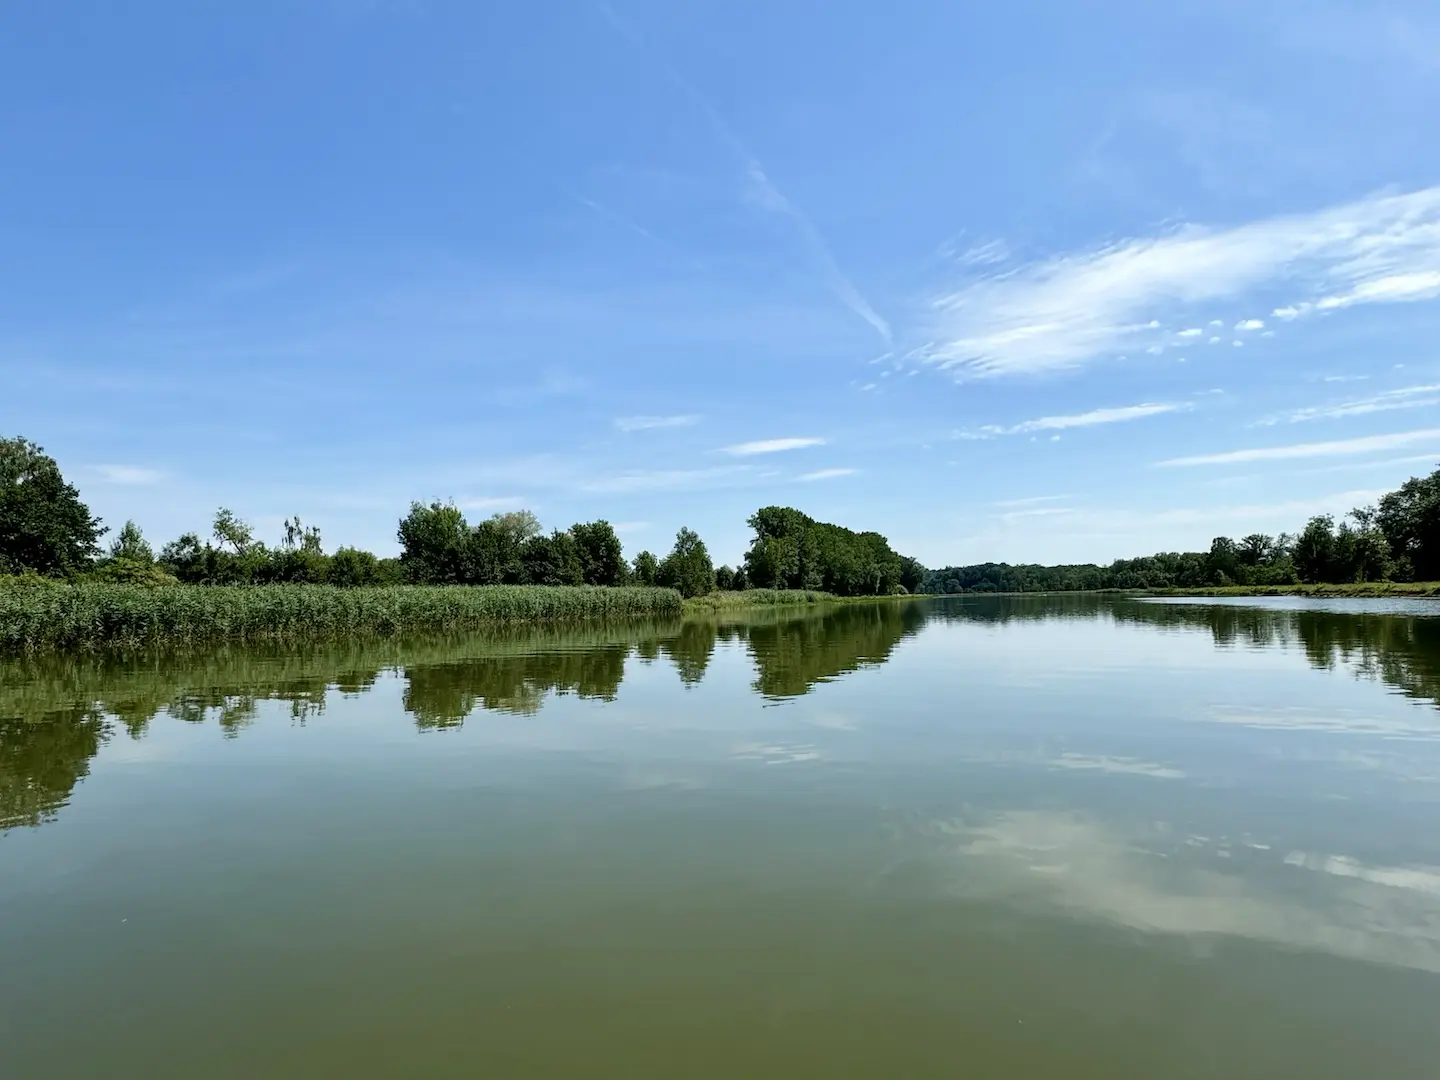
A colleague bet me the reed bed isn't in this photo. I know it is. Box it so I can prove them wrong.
[0,582,684,654]
[682,588,837,612]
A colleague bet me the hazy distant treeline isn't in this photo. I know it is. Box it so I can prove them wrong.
[924,467,1440,592]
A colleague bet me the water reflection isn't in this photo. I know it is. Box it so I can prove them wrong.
[934,594,1440,710]
[8,595,1440,1076]
[0,603,925,828]
[0,712,109,829]
[10,594,1440,832]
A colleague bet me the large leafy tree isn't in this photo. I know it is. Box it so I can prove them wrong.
[397,501,471,584]
[1375,469,1440,580]
[0,436,104,576]
[741,506,916,595]
[631,550,659,586]
[520,530,585,586]
[658,527,714,598]
[570,520,627,586]
[1291,515,1337,584]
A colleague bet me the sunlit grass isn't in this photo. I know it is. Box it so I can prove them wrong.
[0,582,684,653]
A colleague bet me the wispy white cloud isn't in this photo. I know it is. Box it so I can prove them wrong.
[996,506,1077,521]
[960,402,1186,439]
[580,466,754,493]
[919,186,1440,377]
[614,414,700,432]
[796,467,857,482]
[1257,384,1440,425]
[1301,453,1440,475]
[994,494,1075,508]
[1178,327,1204,338]
[721,436,825,456]
[92,464,164,485]
[1235,318,1265,330]
[1272,272,1440,320]
[1157,428,1440,467]
[955,239,1011,267]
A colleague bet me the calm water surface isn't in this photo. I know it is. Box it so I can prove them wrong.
[4,595,1440,1077]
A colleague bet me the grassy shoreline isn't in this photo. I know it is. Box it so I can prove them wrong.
[0,583,684,654]
[679,588,910,613]
[1137,582,1440,599]
[0,582,920,654]
[931,583,1440,599]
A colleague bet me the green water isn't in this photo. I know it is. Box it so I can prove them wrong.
[4,595,1440,1077]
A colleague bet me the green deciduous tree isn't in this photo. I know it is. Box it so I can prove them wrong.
[328,546,388,586]
[658,527,713,598]
[570,520,627,586]
[109,520,154,563]
[1375,470,1440,581]
[0,436,105,576]
[212,508,256,555]
[90,519,176,584]
[1238,534,1273,566]
[741,506,918,595]
[397,501,471,584]
[631,550,659,586]
[1292,515,1337,584]
[520,530,585,586]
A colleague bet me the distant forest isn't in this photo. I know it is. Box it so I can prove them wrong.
[925,468,1440,592]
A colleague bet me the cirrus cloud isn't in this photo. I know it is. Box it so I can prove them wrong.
[721,436,825,456]
[614,414,700,432]
[958,402,1187,439]
[1157,428,1440,467]
[918,186,1440,378]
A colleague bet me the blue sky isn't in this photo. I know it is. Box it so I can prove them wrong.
[5,0,1440,567]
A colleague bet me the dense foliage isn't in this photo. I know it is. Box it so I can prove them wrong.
[0,439,928,606]
[656,527,714,598]
[0,437,104,576]
[741,506,924,596]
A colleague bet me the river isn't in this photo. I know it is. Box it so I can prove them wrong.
[4,595,1440,1077]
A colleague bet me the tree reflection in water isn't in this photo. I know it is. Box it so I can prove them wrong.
[9,595,1440,829]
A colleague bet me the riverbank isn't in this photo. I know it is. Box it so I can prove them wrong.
[0,581,922,654]
[682,588,921,615]
[1140,582,1440,599]
[0,582,684,654]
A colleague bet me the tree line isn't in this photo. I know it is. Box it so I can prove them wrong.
[0,436,922,598]
[924,466,1440,593]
